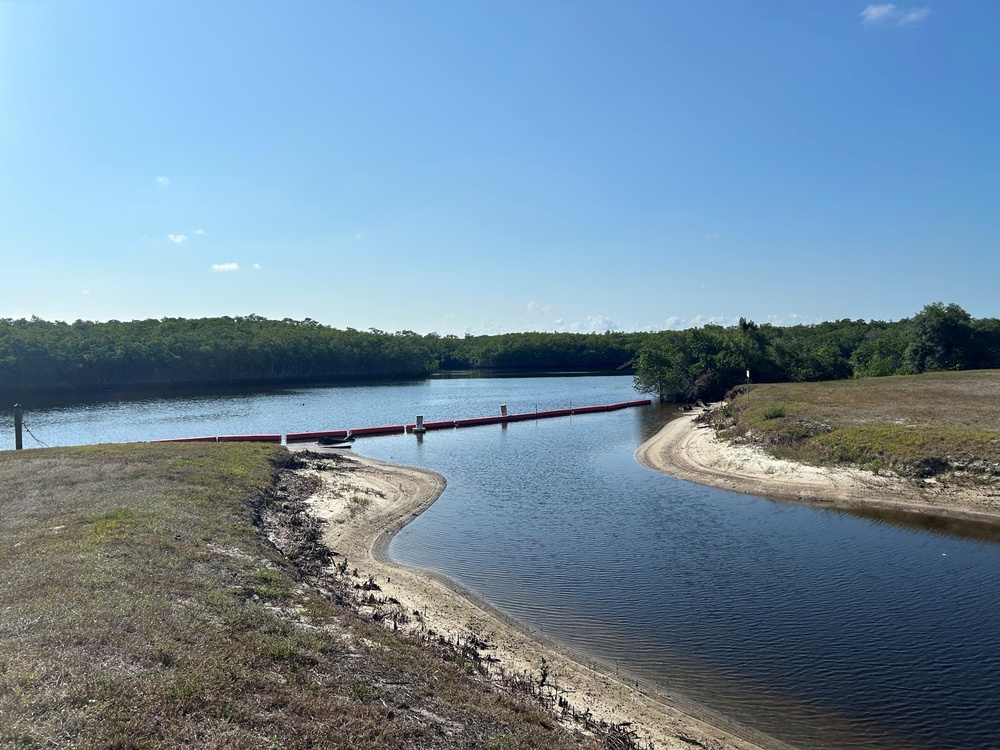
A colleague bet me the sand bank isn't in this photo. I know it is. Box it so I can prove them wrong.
[636,410,1000,525]
[295,448,780,750]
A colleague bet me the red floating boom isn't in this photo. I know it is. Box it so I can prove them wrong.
[286,429,349,443]
[406,420,456,432]
[454,416,504,428]
[348,425,406,438]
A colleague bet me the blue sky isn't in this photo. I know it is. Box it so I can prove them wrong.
[2,2,997,334]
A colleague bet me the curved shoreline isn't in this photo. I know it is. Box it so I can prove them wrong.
[298,448,782,750]
[636,410,1000,526]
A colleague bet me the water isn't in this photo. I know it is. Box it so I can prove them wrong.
[5,375,1000,749]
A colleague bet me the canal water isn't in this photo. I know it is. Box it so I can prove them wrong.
[4,375,1000,749]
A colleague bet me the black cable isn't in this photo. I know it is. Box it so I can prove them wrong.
[21,420,49,448]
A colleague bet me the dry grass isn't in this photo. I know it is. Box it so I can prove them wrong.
[0,442,608,749]
[707,370,1000,483]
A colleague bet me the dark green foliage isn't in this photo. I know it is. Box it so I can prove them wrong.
[443,330,646,372]
[0,316,438,391]
[3,304,997,401]
[633,303,1000,402]
[0,317,644,394]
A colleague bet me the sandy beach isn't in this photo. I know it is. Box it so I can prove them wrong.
[295,447,783,750]
[636,409,1000,524]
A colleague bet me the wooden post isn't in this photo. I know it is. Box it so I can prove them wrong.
[14,404,23,450]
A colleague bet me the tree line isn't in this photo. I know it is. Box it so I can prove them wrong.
[632,302,1000,402]
[0,316,644,393]
[0,303,996,396]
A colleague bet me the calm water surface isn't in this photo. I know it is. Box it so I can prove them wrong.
[5,375,1000,749]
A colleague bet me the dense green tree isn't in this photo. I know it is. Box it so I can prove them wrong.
[1,303,996,398]
[904,302,974,373]
[632,303,998,402]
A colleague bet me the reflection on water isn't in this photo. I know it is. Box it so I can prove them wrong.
[6,375,1000,749]
[844,505,1000,544]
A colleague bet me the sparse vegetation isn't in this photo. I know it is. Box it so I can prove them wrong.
[0,442,634,749]
[701,370,1000,486]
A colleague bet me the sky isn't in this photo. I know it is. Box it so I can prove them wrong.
[1,1,998,335]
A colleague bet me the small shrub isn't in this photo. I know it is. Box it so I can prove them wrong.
[762,405,786,420]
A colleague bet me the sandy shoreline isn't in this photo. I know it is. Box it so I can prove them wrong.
[295,447,782,750]
[293,410,1000,749]
[636,409,1000,525]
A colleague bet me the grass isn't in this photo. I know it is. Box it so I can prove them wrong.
[704,370,1000,483]
[0,442,609,749]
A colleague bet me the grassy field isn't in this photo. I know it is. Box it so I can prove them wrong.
[704,370,1000,483]
[0,442,613,749]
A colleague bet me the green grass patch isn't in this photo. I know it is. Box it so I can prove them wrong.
[708,370,1000,481]
[0,442,604,749]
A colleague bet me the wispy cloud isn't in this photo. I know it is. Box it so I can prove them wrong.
[252,263,262,270]
[860,4,931,26]
[195,229,205,235]
[212,263,240,272]
[660,314,731,331]
[155,176,170,187]
[167,234,188,244]
[704,233,720,242]
[526,301,556,317]
[574,315,620,333]
[81,289,90,295]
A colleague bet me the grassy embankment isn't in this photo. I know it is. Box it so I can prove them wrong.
[705,370,1000,486]
[0,442,614,749]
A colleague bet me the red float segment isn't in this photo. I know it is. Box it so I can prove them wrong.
[285,429,349,443]
[217,434,282,443]
[406,420,456,432]
[348,425,406,437]
[454,415,504,428]
[501,413,537,423]
[570,404,609,415]
[425,420,457,430]
[535,408,573,419]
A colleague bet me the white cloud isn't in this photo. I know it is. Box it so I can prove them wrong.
[583,315,620,332]
[167,234,188,244]
[212,263,240,272]
[526,301,556,316]
[689,314,729,327]
[195,229,205,235]
[81,289,90,295]
[861,4,930,26]
[659,314,732,331]
[704,233,720,242]
[252,263,262,270]
[155,176,170,186]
